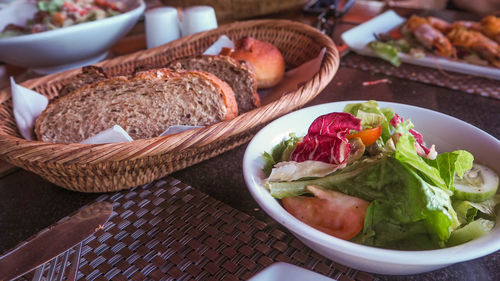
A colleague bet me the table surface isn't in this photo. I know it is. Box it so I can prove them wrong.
[1,2,499,281]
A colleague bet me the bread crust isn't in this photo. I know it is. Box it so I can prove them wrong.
[59,66,109,97]
[168,55,260,110]
[230,37,285,89]
[35,68,239,142]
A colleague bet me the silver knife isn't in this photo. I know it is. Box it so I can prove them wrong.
[0,201,113,281]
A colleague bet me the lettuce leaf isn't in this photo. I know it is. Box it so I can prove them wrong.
[469,194,500,218]
[428,150,474,189]
[262,133,301,176]
[368,41,402,67]
[353,158,458,248]
[452,200,478,225]
[394,127,447,189]
[343,100,394,143]
[267,160,343,182]
[269,157,459,248]
[392,120,473,190]
[267,156,385,199]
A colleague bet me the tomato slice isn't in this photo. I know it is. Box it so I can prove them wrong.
[282,185,369,240]
[346,126,382,147]
[51,12,66,27]
[389,27,404,40]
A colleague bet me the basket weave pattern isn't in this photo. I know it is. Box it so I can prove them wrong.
[0,20,339,192]
[162,0,309,21]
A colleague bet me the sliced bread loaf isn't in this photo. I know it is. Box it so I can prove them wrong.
[168,55,260,113]
[59,66,109,97]
[35,68,238,143]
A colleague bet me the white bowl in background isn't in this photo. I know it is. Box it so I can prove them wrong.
[0,0,145,74]
[242,100,500,275]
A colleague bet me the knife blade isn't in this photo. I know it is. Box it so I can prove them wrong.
[0,201,113,281]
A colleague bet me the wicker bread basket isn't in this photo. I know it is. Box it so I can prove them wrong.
[162,0,310,21]
[0,19,339,193]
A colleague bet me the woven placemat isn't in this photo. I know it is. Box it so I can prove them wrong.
[45,177,377,281]
[341,53,500,100]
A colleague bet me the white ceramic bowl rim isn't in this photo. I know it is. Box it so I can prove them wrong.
[243,100,500,266]
[0,0,145,43]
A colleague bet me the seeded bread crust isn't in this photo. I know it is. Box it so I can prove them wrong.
[168,55,260,113]
[35,68,238,143]
[59,66,109,97]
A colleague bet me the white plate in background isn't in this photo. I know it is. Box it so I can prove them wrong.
[341,10,500,81]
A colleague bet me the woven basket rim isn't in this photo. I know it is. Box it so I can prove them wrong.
[0,19,339,165]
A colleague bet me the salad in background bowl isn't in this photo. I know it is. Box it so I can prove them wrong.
[1,0,124,38]
[242,100,500,275]
[0,0,145,74]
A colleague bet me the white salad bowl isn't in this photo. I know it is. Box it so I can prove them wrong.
[242,101,500,275]
[0,0,145,74]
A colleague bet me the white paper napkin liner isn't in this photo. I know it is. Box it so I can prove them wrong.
[10,77,48,140]
[203,35,235,55]
[80,125,133,144]
[159,125,204,136]
[80,124,204,144]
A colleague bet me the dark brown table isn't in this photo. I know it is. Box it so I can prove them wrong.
[1,3,499,281]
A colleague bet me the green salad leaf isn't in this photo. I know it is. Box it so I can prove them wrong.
[469,194,500,218]
[393,123,447,189]
[262,133,301,176]
[392,120,474,190]
[268,157,459,248]
[452,200,478,225]
[349,158,458,248]
[267,156,385,198]
[344,100,394,143]
[368,41,401,67]
[37,0,65,13]
[447,219,494,247]
[429,150,474,189]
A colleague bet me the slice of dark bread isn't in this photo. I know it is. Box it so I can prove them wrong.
[59,66,109,97]
[35,68,238,143]
[168,55,260,113]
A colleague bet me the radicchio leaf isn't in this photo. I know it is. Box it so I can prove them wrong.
[290,113,361,164]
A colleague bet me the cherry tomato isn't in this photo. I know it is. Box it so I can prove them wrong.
[346,126,382,147]
[389,27,404,40]
[95,0,120,11]
[282,185,369,240]
[51,12,66,27]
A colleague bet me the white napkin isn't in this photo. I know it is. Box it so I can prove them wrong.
[80,125,133,144]
[159,125,204,136]
[203,35,234,55]
[10,77,48,140]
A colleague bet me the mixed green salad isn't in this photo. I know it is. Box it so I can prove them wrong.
[262,101,499,250]
[1,0,123,38]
